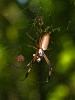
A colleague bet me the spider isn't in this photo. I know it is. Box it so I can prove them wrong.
[25,32,53,82]
[13,15,61,82]
[21,16,61,82]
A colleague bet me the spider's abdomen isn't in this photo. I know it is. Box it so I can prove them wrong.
[39,33,50,50]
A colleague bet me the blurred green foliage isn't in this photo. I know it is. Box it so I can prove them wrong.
[0,0,75,100]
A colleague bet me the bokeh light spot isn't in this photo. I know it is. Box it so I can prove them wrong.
[17,0,28,4]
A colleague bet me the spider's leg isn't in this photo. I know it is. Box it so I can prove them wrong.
[20,60,32,81]
[25,62,32,78]
[21,51,38,81]
[26,32,38,46]
[26,32,36,42]
[25,45,38,50]
[52,27,61,32]
[44,53,53,82]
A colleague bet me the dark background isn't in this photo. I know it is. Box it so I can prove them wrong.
[0,0,75,100]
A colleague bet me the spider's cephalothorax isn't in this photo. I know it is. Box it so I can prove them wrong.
[33,49,44,62]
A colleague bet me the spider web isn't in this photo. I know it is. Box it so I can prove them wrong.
[0,1,75,100]
[0,0,73,85]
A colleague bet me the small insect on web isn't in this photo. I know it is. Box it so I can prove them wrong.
[12,54,26,69]
[13,15,61,83]
[17,55,25,62]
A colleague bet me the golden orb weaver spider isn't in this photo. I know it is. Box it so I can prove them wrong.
[13,15,61,82]
[25,32,53,82]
